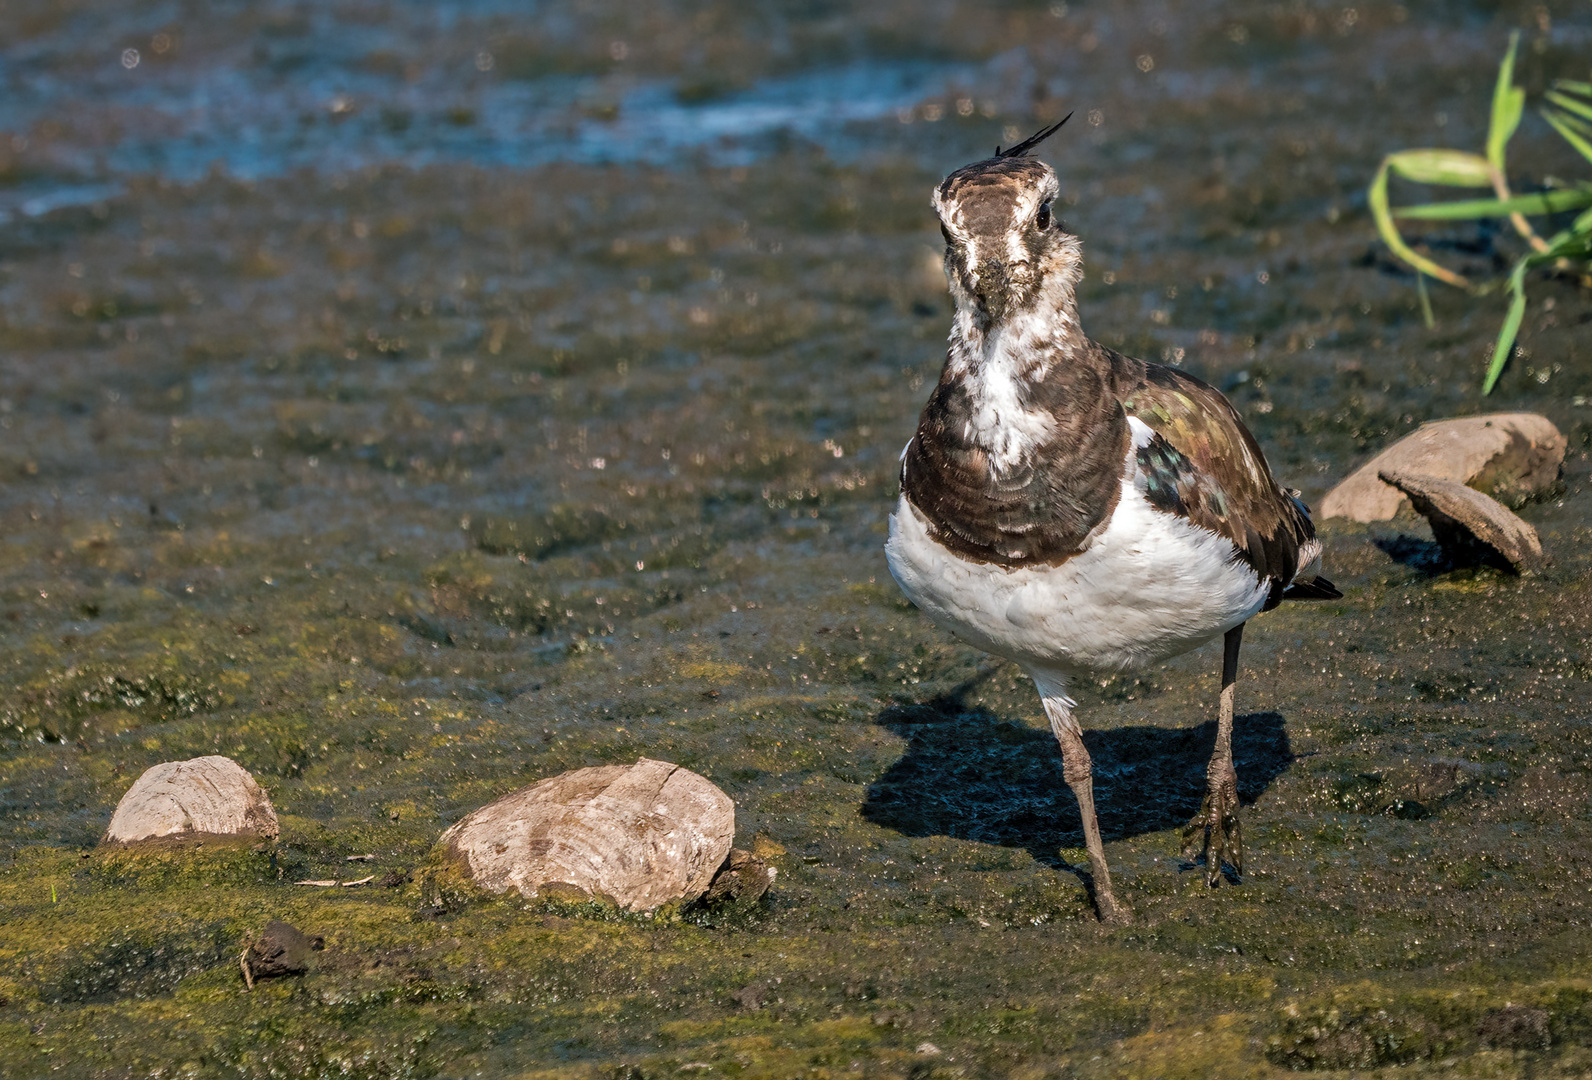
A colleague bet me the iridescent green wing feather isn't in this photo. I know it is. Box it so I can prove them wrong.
[1114,356,1316,605]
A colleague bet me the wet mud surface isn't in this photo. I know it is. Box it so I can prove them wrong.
[3,0,1592,1076]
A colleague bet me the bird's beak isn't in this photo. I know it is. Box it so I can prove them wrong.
[971,254,1036,323]
[973,257,1012,321]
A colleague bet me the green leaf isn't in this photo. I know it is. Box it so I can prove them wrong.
[1486,32,1524,172]
[1385,149,1494,188]
[1545,106,1592,142]
[1546,89,1592,125]
[1549,111,1592,143]
[1393,187,1592,220]
[1367,157,1470,288]
[1543,107,1592,167]
[1552,78,1592,97]
[1528,218,1592,260]
[1480,228,1591,394]
[1542,230,1592,260]
[1482,259,1529,395]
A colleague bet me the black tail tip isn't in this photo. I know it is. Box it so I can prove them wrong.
[1283,576,1342,601]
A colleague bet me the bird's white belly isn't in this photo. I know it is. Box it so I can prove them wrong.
[885,479,1269,677]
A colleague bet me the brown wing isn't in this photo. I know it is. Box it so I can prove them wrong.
[1112,354,1326,610]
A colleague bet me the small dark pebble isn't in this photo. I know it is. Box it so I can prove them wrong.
[377,869,411,888]
[845,979,880,1000]
[700,848,774,908]
[1388,798,1429,820]
[247,920,320,979]
[731,983,766,1010]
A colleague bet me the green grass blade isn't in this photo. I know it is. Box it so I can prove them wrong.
[1536,227,1573,254]
[1482,260,1529,395]
[1486,32,1524,172]
[1385,149,1494,188]
[1415,271,1434,329]
[1546,89,1592,124]
[1551,78,1592,97]
[1543,108,1592,167]
[1545,107,1592,140]
[1541,230,1592,260]
[1368,157,1471,287]
[1394,187,1592,220]
[1526,216,1592,260]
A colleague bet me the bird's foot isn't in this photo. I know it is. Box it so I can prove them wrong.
[1093,885,1135,925]
[1181,773,1242,886]
[1061,851,1135,924]
[1070,857,1134,924]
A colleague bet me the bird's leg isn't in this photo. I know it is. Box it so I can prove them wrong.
[1183,623,1245,885]
[1040,688,1132,924]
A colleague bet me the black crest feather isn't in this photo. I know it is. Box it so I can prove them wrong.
[993,113,1072,158]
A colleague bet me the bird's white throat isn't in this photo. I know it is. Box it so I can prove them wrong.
[946,278,1084,475]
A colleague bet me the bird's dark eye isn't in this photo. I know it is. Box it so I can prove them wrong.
[1036,202,1051,231]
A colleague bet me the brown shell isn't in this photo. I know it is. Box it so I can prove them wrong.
[103,755,279,845]
[439,758,734,912]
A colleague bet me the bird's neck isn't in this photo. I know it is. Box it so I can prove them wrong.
[946,246,1088,372]
[940,285,1105,473]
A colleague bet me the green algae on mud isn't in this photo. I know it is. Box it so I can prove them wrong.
[4,0,1592,1076]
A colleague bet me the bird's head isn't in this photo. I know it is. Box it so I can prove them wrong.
[933,117,1081,328]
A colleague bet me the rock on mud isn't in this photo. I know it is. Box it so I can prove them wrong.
[104,755,279,844]
[245,920,320,981]
[1379,470,1547,572]
[439,757,735,912]
[1322,414,1565,522]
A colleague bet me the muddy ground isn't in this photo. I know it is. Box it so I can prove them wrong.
[3,1,1592,1077]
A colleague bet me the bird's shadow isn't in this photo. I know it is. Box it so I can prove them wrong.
[1373,533,1514,576]
[860,679,1292,869]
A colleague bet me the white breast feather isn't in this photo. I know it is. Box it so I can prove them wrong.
[961,346,1057,473]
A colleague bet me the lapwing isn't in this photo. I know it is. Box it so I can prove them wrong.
[885,120,1339,922]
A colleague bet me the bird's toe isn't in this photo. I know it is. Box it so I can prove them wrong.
[1183,783,1243,886]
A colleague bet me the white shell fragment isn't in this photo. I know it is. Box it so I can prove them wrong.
[1322,413,1565,522]
[104,755,280,844]
[440,757,735,912]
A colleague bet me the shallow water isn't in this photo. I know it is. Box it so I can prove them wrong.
[4,1,1592,1077]
[0,0,994,189]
